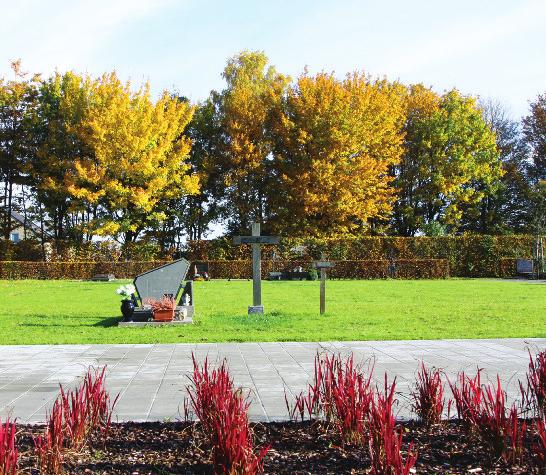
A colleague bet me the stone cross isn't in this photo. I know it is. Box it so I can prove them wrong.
[314,256,335,315]
[233,222,280,314]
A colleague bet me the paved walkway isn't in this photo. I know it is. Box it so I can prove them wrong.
[0,339,544,424]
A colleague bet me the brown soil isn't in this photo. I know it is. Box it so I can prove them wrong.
[16,420,538,474]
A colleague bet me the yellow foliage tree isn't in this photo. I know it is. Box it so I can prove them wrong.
[65,73,199,242]
[269,72,405,236]
[217,51,289,233]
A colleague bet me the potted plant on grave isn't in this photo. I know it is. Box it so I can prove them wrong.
[145,296,176,322]
[116,284,136,321]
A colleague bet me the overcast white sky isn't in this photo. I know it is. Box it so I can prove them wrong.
[1,0,545,120]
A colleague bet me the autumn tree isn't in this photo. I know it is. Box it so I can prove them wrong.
[65,73,199,243]
[392,88,502,235]
[269,72,405,236]
[214,51,289,234]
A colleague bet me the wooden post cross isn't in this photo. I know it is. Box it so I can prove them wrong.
[314,256,335,315]
[233,222,280,314]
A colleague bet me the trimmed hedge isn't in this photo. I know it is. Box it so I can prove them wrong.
[203,259,449,279]
[0,239,175,262]
[0,259,448,280]
[0,261,170,280]
[186,235,535,278]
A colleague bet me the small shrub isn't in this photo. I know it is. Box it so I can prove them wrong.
[368,376,417,475]
[186,354,269,474]
[411,362,444,428]
[34,400,65,475]
[307,267,318,281]
[0,418,18,475]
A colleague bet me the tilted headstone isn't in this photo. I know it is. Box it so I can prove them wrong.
[133,258,190,303]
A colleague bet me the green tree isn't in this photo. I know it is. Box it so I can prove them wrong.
[0,61,39,242]
[30,71,93,241]
[459,99,531,234]
[523,92,546,183]
[523,93,546,258]
[392,88,502,235]
[179,98,225,240]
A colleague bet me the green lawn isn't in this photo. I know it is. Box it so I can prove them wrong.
[0,279,544,344]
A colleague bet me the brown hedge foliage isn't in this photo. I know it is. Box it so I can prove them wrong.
[0,261,169,280]
[0,239,175,262]
[0,259,449,280]
[195,259,449,280]
[186,235,535,277]
[498,258,518,278]
[1,257,524,281]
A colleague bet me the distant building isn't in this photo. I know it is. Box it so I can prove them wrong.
[9,210,49,242]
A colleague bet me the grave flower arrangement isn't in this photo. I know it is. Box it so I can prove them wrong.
[116,284,136,300]
[144,296,176,322]
[116,284,136,321]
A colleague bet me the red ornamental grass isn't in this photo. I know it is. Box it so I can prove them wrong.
[284,354,331,421]
[59,385,88,450]
[451,372,526,464]
[534,418,546,470]
[411,362,445,428]
[475,376,526,463]
[82,366,118,440]
[368,375,417,475]
[527,349,546,417]
[60,366,118,450]
[0,418,18,475]
[33,399,65,475]
[448,370,483,429]
[186,354,269,474]
[286,352,374,445]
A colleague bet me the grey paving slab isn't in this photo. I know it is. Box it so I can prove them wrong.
[0,338,544,423]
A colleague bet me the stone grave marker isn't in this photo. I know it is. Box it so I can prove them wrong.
[134,258,191,302]
[119,258,194,325]
[314,256,335,315]
[233,222,280,314]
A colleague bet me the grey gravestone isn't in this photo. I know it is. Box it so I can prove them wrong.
[128,259,194,324]
[134,259,190,302]
[90,274,115,281]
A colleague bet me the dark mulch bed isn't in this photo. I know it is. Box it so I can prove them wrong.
[17,420,536,474]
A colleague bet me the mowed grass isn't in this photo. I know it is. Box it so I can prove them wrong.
[0,279,544,344]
